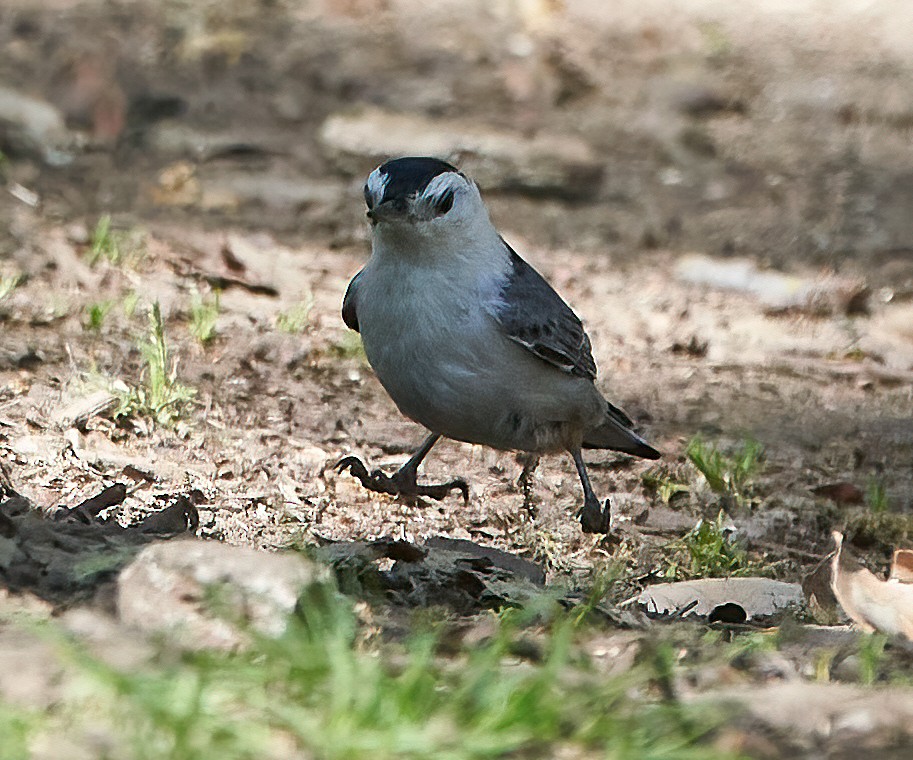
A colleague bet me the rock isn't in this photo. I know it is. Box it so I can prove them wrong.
[52,390,118,429]
[698,682,913,753]
[637,577,804,625]
[200,173,342,212]
[674,253,868,315]
[319,107,603,200]
[145,123,276,162]
[0,609,135,759]
[0,86,74,165]
[0,509,15,539]
[116,539,328,649]
[0,626,66,708]
[873,302,913,344]
[320,538,548,614]
[424,536,546,586]
[60,607,152,671]
[0,535,24,570]
[9,434,59,460]
[291,444,331,477]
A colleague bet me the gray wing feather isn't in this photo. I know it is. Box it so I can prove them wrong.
[493,240,597,380]
[342,270,362,332]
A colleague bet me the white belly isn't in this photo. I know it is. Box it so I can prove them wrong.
[355,261,600,452]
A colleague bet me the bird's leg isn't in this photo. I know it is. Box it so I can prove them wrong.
[570,448,611,534]
[516,452,540,517]
[336,433,469,502]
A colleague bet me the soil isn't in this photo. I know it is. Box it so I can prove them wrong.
[1,0,913,751]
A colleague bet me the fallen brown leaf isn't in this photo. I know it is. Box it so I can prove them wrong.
[635,577,804,625]
[890,549,913,584]
[830,532,913,639]
[812,482,864,506]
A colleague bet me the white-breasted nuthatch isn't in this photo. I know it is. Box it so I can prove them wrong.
[337,157,659,533]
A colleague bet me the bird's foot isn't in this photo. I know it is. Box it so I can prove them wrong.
[335,456,469,502]
[577,494,611,534]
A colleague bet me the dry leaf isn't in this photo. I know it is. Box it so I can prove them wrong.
[811,482,864,506]
[830,532,913,639]
[150,161,201,206]
[890,549,913,584]
[635,577,803,625]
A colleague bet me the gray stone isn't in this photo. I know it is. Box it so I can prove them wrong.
[145,123,273,162]
[699,682,913,750]
[319,107,603,200]
[117,539,328,649]
[200,172,342,212]
[53,390,118,428]
[0,535,24,570]
[674,253,868,315]
[0,86,74,165]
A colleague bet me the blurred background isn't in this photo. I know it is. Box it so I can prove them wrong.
[3,0,913,276]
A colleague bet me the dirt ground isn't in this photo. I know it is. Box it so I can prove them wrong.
[2,0,913,754]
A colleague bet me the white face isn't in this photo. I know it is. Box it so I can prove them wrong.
[363,167,486,237]
[362,158,505,271]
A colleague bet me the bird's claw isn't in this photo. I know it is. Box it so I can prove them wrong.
[334,456,469,503]
[416,478,470,502]
[335,456,398,497]
[577,496,611,534]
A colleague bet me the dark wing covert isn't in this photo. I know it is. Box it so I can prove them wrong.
[493,240,597,380]
[342,270,362,332]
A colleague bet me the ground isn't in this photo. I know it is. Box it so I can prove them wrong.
[2,1,913,757]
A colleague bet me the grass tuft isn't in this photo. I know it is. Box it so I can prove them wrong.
[123,291,141,318]
[276,296,313,334]
[88,214,118,265]
[114,302,195,427]
[642,466,690,505]
[0,273,23,302]
[85,300,115,331]
[87,215,145,267]
[866,478,889,513]
[0,702,33,760]
[686,436,763,505]
[189,289,221,345]
[858,633,888,685]
[664,511,752,579]
[331,331,367,361]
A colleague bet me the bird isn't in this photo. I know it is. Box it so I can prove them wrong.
[336,156,660,533]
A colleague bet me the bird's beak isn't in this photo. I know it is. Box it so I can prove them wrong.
[366,199,406,224]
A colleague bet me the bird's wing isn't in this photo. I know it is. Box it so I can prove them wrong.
[492,240,597,380]
[342,270,362,332]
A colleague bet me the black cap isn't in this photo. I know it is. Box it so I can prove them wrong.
[376,157,459,205]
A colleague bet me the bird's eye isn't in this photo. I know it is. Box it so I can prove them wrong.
[363,183,373,210]
[435,190,454,216]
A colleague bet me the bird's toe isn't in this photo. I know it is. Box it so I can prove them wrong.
[416,478,469,503]
[335,456,368,478]
[578,496,611,534]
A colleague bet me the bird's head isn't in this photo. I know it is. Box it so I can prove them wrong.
[363,157,493,251]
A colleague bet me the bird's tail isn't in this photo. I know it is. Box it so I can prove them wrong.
[582,401,661,459]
